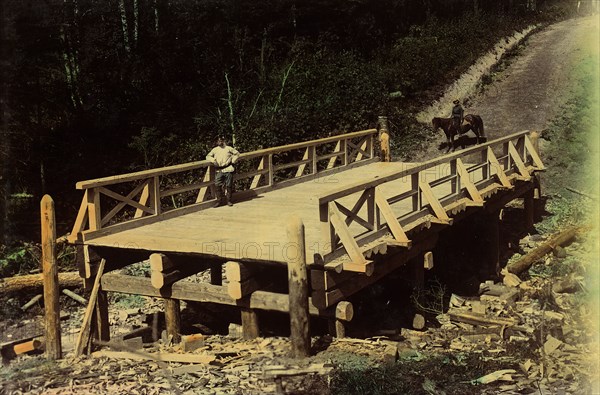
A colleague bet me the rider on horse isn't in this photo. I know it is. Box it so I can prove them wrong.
[451,99,464,135]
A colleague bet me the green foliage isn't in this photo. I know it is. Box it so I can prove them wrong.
[111,293,147,309]
[128,127,179,169]
[0,242,76,278]
[536,51,599,233]
[0,243,39,278]
[0,356,60,382]
[330,352,515,395]
[123,261,151,277]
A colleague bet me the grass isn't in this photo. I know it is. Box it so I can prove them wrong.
[329,351,517,395]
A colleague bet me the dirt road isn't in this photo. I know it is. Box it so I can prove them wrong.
[423,15,599,156]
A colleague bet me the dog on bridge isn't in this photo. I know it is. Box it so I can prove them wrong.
[432,114,485,152]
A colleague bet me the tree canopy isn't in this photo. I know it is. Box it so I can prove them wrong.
[0,0,576,242]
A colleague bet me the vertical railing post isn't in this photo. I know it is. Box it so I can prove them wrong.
[268,154,274,186]
[450,159,458,195]
[41,195,62,360]
[503,141,511,172]
[378,116,391,162]
[152,176,161,215]
[311,145,318,175]
[87,188,101,230]
[367,187,375,230]
[516,135,526,159]
[529,131,540,155]
[529,130,542,198]
[411,173,420,211]
[342,139,348,166]
[286,215,310,358]
[481,149,489,181]
[319,202,332,254]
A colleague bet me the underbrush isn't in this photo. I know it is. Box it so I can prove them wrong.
[0,242,76,279]
[329,351,516,395]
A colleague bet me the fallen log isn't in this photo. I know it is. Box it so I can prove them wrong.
[448,309,518,327]
[14,339,43,355]
[506,226,582,275]
[62,289,87,305]
[263,364,334,378]
[21,294,43,311]
[0,272,82,295]
[92,350,216,364]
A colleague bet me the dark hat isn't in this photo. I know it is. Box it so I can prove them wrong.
[453,99,460,104]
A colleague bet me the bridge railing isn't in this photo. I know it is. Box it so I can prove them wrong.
[316,130,544,274]
[68,129,379,242]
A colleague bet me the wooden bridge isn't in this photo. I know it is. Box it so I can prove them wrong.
[67,122,544,349]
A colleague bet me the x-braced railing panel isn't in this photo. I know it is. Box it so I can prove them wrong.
[317,130,544,274]
[68,129,378,243]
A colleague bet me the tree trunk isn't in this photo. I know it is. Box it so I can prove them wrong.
[118,0,131,53]
[133,0,139,47]
[153,0,159,34]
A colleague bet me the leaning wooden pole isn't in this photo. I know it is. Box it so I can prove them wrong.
[286,215,310,358]
[41,195,62,360]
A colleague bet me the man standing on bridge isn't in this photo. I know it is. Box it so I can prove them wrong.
[451,99,464,137]
[207,136,240,207]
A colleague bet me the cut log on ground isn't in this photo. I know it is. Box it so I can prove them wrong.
[0,272,82,295]
[448,309,519,327]
[14,339,43,355]
[21,294,43,311]
[506,226,583,275]
[263,364,334,379]
[92,350,216,364]
[62,289,87,305]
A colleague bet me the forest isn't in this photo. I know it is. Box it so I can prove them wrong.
[0,0,581,275]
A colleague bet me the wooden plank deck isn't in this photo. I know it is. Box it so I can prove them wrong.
[83,160,490,265]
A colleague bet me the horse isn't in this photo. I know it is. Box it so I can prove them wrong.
[432,114,485,152]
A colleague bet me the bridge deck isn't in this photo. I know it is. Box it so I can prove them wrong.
[84,162,423,264]
[83,159,508,265]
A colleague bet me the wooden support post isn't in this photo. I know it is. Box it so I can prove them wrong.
[424,251,434,270]
[286,215,310,358]
[524,188,535,231]
[95,290,110,342]
[482,211,500,278]
[210,263,222,286]
[241,308,260,339]
[378,116,391,162]
[150,253,204,289]
[328,319,346,339]
[41,195,62,360]
[165,298,181,343]
[331,301,353,338]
